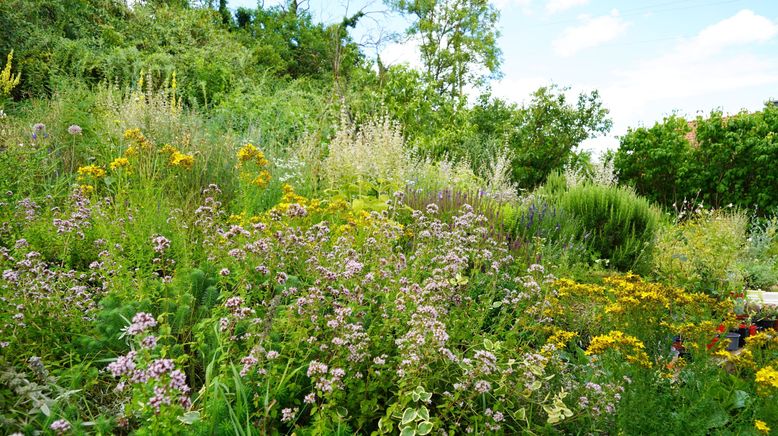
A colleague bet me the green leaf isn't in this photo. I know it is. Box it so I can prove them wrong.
[514,407,526,421]
[178,411,201,425]
[401,408,417,425]
[417,421,433,435]
[400,425,416,436]
[378,417,394,433]
[705,411,728,429]
[417,406,430,421]
[731,390,749,409]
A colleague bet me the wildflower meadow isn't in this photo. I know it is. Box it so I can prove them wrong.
[1,1,778,435]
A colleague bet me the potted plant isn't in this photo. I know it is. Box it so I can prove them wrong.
[755,304,778,330]
[732,292,748,320]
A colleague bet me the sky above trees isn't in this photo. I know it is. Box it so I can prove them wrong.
[229,0,778,155]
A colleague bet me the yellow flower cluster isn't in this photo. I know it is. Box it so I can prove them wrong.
[546,329,577,350]
[755,420,770,434]
[586,330,651,367]
[756,365,778,392]
[237,143,271,188]
[252,170,271,188]
[170,151,194,169]
[124,128,153,151]
[1,50,21,97]
[554,279,606,298]
[109,157,130,171]
[714,348,755,371]
[745,331,778,350]
[79,184,95,195]
[237,143,269,167]
[77,164,106,180]
[159,144,194,169]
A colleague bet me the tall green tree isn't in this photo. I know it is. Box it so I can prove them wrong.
[479,86,611,189]
[387,0,501,100]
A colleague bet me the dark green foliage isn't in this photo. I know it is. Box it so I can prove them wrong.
[559,184,660,273]
[615,104,778,213]
[614,115,694,207]
[508,86,611,189]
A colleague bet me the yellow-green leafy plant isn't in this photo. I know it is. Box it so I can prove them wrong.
[653,207,748,294]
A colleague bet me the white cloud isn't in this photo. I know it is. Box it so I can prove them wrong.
[680,9,778,57]
[379,37,423,69]
[603,10,778,130]
[545,0,588,15]
[491,0,533,14]
[552,10,629,57]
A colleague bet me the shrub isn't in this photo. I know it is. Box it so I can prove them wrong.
[652,207,748,295]
[558,184,660,274]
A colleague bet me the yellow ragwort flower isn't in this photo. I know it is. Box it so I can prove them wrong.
[756,366,778,391]
[79,184,95,195]
[170,151,194,169]
[546,329,577,349]
[237,143,269,168]
[755,420,770,434]
[251,170,271,188]
[124,128,152,150]
[110,157,130,171]
[77,164,106,180]
[586,330,651,367]
[160,144,178,155]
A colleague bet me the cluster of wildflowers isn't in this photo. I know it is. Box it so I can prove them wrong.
[124,128,153,153]
[160,144,194,169]
[107,313,191,421]
[150,235,175,282]
[236,143,271,188]
[76,164,105,193]
[586,331,651,367]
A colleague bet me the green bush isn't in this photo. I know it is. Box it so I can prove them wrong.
[559,183,660,274]
[615,104,778,213]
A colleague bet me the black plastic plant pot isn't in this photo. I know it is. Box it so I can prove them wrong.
[737,327,748,347]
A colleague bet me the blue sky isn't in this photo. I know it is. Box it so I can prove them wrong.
[229,0,778,155]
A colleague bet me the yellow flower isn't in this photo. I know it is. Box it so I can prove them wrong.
[109,157,130,170]
[170,151,194,169]
[79,184,95,195]
[124,128,152,150]
[160,144,178,156]
[237,143,268,168]
[755,420,770,434]
[251,170,271,188]
[77,164,106,180]
[586,330,651,367]
[756,366,778,391]
[546,329,577,349]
